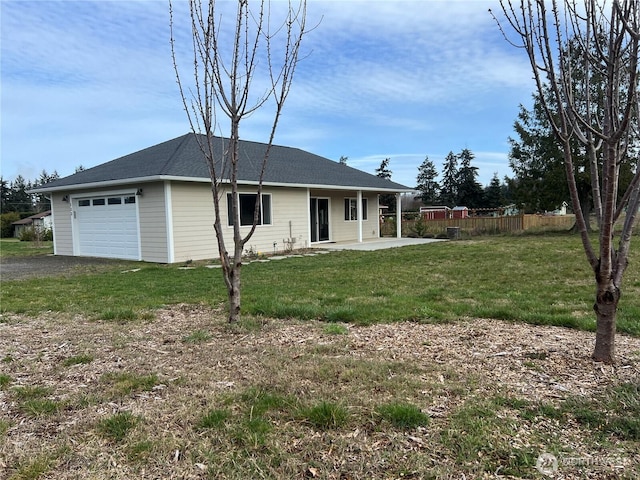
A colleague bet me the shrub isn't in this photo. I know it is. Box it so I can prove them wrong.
[0,212,20,238]
[18,226,52,242]
[19,226,37,242]
[410,218,428,238]
[42,228,53,241]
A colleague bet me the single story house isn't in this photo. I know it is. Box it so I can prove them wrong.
[12,210,53,238]
[31,133,411,263]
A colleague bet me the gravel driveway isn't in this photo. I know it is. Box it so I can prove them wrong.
[0,255,130,281]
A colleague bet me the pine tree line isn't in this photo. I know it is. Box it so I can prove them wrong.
[1,170,60,214]
[415,149,510,209]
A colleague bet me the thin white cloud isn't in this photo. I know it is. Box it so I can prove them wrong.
[2,0,533,188]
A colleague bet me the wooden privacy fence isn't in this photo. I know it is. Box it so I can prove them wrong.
[382,214,577,237]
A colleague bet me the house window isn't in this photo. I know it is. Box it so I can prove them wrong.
[227,193,272,226]
[78,199,90,207]
[108,197,122,205]
[344,198,368,221]
[92,198,105,206]
[124,196,136,204]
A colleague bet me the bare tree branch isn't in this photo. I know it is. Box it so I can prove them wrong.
[494,0,640,363]
[170,0,309,322]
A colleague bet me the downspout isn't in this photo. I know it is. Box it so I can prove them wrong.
[396,192,402,238]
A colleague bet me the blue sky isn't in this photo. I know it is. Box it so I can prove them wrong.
[1,0,535,190]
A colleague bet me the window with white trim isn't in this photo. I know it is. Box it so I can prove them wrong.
[227,193,272,226]
[344,198,368,221]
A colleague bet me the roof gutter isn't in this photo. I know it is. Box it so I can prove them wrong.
[29,175,414,194]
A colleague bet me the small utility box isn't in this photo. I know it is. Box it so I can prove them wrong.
[446,227,461,240]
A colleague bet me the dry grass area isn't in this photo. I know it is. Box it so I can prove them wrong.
[1,305,639,479]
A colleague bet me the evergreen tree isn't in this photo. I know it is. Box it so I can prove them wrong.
[0,177,9,213]
[439,151,458,207]
[507,97,572,213]
[6,175,32,213]
[376,158,396,212]
[484,173,504,208]
[375,158,392,179]
[34,170,59,212]
[508,57,636,219]
[415,156,439,205]
[456,149,484,208]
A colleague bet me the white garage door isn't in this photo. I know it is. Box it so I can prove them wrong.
[75,194,140,260]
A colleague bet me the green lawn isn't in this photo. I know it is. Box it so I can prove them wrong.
[0,238,53,257]
[2,234,639,335]
[2,234,639,479]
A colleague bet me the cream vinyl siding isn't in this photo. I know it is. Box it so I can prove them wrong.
[310,189,379,242]
[169,183,309,262]
[220,187,309,254]
[138,182,170,263]
[50,193,73,256]
[170,182,218,262]
[223,187,309,254]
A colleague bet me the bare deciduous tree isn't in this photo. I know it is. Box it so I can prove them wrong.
[170,0,308,322]
[492,0,640,363]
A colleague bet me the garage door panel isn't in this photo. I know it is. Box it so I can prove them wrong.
[75,195,139,260]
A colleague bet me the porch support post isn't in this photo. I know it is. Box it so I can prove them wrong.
[396,192,402,238]
[306,188,312,247]
[357,190,363,243]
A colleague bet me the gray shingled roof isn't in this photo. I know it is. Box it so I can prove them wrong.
[33,133,411,192]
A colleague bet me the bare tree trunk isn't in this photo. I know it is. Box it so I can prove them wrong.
[228,256,242,322]
[593,274,620,363]
[171,0,308,323]
[494,0,639,364]
[571,196,593,233]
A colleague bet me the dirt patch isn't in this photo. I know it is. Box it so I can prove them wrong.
[1,307,639,479]
[0,255,134,281]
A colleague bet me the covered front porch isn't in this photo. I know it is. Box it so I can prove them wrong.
[308,190,406,247]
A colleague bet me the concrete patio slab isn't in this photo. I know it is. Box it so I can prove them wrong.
[313,237,445,251]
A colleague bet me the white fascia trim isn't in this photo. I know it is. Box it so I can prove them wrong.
[33,175,413,194]
[243,180,413,193]
[29,176,209,194]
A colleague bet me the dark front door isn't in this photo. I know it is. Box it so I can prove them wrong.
[310,198,329,242]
